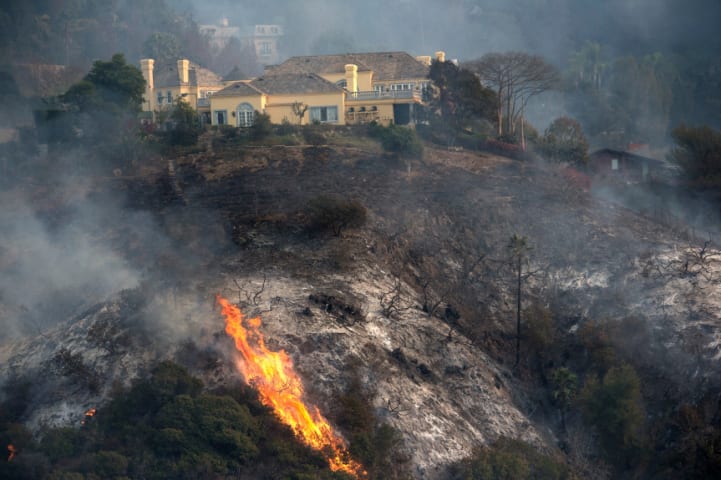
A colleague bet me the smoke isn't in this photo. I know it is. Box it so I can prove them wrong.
[0,189,143,338]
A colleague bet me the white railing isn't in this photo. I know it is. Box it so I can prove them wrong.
[346,90,420,101]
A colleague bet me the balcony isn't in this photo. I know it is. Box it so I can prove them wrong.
[197,98,210,107]
[346,90,421,102]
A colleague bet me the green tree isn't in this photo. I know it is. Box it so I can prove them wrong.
[579,363,645,468]
[166,98,201,146]
[550,367,578,434]
[539,116,589,165]
[669,124,721,185]
[82,53,146,113]
[429,60,497,131]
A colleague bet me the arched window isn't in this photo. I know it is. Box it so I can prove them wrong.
[236,103,254,127]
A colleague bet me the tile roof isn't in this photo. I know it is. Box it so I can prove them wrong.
[212,81,263,97]
[153,61,223,88]
[267,52,430,81]
[249,73,343,95]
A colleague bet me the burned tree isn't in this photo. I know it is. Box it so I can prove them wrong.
[508,233,531,368]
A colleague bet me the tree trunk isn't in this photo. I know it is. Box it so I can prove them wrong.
[515,256,521,368]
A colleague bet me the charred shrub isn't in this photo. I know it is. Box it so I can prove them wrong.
[308,292,366,325]
[52,348,100,393]
[302,124,326,146]
[305,195,367,237]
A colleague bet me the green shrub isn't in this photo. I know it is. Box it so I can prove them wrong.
[250,111,272,141]
[451,437,575,480]
[368,122,423,156]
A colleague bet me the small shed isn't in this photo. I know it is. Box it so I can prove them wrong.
[588,148,667,183]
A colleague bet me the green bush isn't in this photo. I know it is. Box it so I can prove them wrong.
[7,362,352,479]
[451,437,574,480]
[250,111,272,141]
[368,122,423,156]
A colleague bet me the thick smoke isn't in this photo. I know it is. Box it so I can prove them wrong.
[0,190,143,338]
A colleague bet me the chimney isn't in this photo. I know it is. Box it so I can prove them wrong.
[344,64,358,93]
[416,55,432,66]
[434,51,446,63]
[140,58,154,90]
[177,59,190,84]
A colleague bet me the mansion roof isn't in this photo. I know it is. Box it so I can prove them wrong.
[266,52,430,81]
[214,73,342,97]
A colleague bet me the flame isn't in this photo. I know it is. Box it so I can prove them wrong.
[81,407,97,425]
[7,444,16,462]
[216,295,365,478]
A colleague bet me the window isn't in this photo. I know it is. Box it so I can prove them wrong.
[390,83,413,91]
[157,93,164,105]
[373,84,383,93]
[309,106,338,123]
[214,110,227,125]
[335,79,347,89]
[611,158,619,170]
[167,91,173,103]
[259,41,272,55]
[236,103,254,127]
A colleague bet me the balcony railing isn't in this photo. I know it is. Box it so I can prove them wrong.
[346,90,421,101]
[197,98,210,107]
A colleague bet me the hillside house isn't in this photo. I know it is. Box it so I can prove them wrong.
[208,50,443,127]
[588,148,669,183]
[199,19,283,66]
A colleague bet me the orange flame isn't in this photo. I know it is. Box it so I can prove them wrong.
[216,295,365,478]
[7,444,17,462]
[81,407,97,425]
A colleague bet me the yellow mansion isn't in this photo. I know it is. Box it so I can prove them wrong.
[139,51,447,127]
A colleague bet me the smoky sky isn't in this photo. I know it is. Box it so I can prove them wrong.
[185,0,721,64]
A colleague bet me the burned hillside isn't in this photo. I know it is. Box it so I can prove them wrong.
[2,133,719,478]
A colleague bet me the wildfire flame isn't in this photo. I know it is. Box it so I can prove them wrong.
[81,407,97,425]
[216,295,365,478]
[7,444,17,462]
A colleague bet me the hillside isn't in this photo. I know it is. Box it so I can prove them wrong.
[1,136,720,479]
